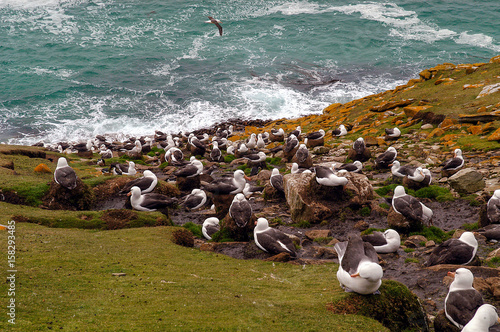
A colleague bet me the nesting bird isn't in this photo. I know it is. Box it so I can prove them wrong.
[210,141,223,162]
[375,146,397,169]
[461,304,500,332]
[254,218,297,257]
[270,168,285,194]
[269,128,285,142]
[174,159,204,178]
[202,217,220,240]
[54,157,78,190]
[305,129,325,148]
[445,268,484,329]
[332,124,347,137]
[283,134,299,160]
[425,231,478,266]
[119,170,158,194]
[182,189,207,210]
[295,144,312,168]
[229,193,253,227]
[362,229,400,254]
[487,189,500,224]
[441,148,464,172]
[315,165,348,187]
[334,233,383,295]
[203,169,249,195]
[392,185,433,226]
[335,160,363,173]
[390,160,416,179]
[111,161,137,176]
[348,137,371,162]
[127,186,176,212]
[384,127,401,140]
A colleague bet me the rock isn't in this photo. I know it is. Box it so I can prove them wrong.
[363,136,378,146]
[419,69,433,80]
[211,194,235,219]
[223,212,256,242]
[305,229,331,240]
[448,168,485,194]
[487,127,500,141]
[425,240,435,248]
[35,163,52,173]
[433,309,460,332]
[421,124,434,130]
[283,173,332,224]
[354,220,369,231]
[312,146,330,155]
[327,280,429,332]
[387,207,424,234]
[477,83,500,98]
[0,160,15,170]
[342,172,374,206]
[313,246,337,259]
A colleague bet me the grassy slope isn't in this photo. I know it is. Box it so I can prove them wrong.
[0,224,387,331]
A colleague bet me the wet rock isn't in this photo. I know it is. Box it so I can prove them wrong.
[312,246,337,259]
[448,168,485,194]
[347,146,372,162]
[312,146,330,155]
[354,220,369,231]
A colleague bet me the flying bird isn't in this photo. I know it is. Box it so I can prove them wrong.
[206,16,223,36]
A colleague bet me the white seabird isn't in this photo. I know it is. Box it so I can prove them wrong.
[54,157,78,190]
[254,217,297,257]
[462,304,500,332]
[229,193,252,227]
[425,231,478,267]
[334,233,383,295]
[445,268,484,329]
[392,185,433,225]
[202,217,220,240]
[362,229,400,254]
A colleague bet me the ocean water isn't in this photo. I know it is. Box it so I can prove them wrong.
[1,0,499,145]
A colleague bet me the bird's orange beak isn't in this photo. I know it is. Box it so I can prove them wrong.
[388,163,393,167]
[447,271,455,278]
[127,192,132,197]
[244,175,252,181]
[350,273,360,278]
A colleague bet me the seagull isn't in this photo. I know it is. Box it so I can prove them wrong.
[174,159,203,178]
[375,146,397,169]
[445,268,484,329]
[392,185,433,225]
[54,157,78,190]
[202,217,220,240]
[295,144,310,166]
[206,16,223,36]
[334,233,383,295]
[210,141,223,162]
[270,168,284,193]
[203,169,250,195]
[246,133,257,150]
[385,127,401,140]
[361,229,400,253]
[442,148,464,171]
[229,193,252,227]
[127,186,176,212]
[254,218,297,257]
[488,189,500,224]
[165,147,185,165]
[182,189,207,210]
[119,170,158,194]
[291,163,312,174]
[256,133,266,149]
[462,304,500,332]
[269,128,285,142]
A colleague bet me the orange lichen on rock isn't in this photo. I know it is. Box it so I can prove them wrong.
[468,125,483,135]
[34,163,52,173]
[487,127,500,141]
[403,105,431,118]
[428,128,445,138]
[438,118,458,129]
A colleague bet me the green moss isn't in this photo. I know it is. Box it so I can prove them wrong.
[414,185,454,202]
[266,157,282,165]
[14,182,50,207]
[159,162,169,169]
[409,226,452,244]
[462,222,479,231]
[361,228,385,236]
[379,203,390,210]
[183,222,203,238]
[375,184,400,197]
[328,280,428,332]
[211,225,235,242]
[314,237,333,244]
[359,206,371,217]
[403,248,414,253]
[405,258,419,264]
[224,155,236,163]
[485,257,500,268]
[291,220,312,228]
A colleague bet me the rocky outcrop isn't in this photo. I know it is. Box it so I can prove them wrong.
[447,168,485,194]
[283,172,374,223]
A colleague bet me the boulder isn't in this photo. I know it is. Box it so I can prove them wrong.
[447,168,485,194]
[43,178,95,211]
[34,163,51,173]
[283,172,374,223]
[176,174,200,193]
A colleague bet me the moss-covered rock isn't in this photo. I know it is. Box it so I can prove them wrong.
[327,280,429,332]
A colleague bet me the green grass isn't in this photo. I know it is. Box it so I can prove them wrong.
[485,257,500,269]
[182,222,203,238]
[405,258,419,264]
[414,186,454,202]
[0,224,388,331]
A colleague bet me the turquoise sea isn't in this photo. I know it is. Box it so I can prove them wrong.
[1,0,499,145]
